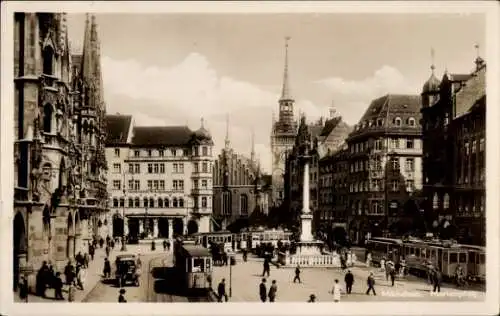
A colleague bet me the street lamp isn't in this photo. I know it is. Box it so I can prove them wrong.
[229,258,232,298]
[121,172,127,251]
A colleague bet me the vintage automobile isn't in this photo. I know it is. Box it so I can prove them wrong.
[115,254,140,287]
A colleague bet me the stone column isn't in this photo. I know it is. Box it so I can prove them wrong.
[153,218,159,238]
[67,236,75,260]
[300,158,313,242]
[182,217,188,235]
[74,233,83,255]
[168,219,173,240]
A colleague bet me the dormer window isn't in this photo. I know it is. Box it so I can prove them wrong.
[377,119,383,126]
[408,117,416,126]
[393,117,402,126]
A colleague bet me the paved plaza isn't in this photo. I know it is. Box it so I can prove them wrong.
[211,254,485,302]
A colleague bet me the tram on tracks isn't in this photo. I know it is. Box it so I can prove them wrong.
[193,231,234,253]
[173,239,213,290]
[245,229,293,251]
[365,237,484,281]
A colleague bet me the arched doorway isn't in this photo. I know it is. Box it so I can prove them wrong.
[67,213,74,259]
[158,218,169,238]
[112,214,124,238]
[13,212,26,290]
[187,220,199,235]
[173,218,183,237]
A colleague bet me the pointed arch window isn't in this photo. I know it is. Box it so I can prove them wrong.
[43,45,54,75]
[179,198,184,208]
[240,194,248,216]
[128,198,133,208]
[143,197,148,208]
[158,198,163,208]
[149,198,155,208]
[113,198,118,208]
[134,197,140,207]
[43,104,53,133]
[164,198,169,208]
[432,193,439,210]
[443,193,450,210]
[201,197,207,208]
[173,198,178,208]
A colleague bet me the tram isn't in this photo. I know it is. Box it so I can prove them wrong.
[365,237,404,264]
[173,240,213,290]
[193,231,234,253]
[459,244,486,282]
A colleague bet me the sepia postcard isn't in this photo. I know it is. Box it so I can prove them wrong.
[1,1,499,315]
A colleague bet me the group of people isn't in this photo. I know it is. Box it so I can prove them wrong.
[259,278,278,302]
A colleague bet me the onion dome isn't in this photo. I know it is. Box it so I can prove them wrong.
[194,126,212,140]
[422,72,441,93]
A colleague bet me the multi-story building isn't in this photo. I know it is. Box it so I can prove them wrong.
[421,54,486,246]
[318,143,350,245]
[271,38,298,206]
[284,113,351,232]
[13,13,108,292]
[212,125,267,230]
[346,94,423,245]
[105,116,214,240]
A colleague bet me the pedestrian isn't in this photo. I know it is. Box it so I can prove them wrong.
[99,238,104,249]
[268,280,278,302]
[380,258,386,273]
[433,269,442,293]
[36,261,49,297]
[111,239,115,249]
[118,288,127,303]
[84,253,90,269]
[68,283,75,302]
[18,276,28,300]
[259,278,267,302]
[103,257,111,278]
[53,272,64,300]
[64,261,75,286]
[390,266,396,287]
[217,278,228,302]
[163,240,168,251]
[307,294,316,302]
[151,240,156,251]
[293,264,301,283]
[166,240,171,252]
[366,272,376,296]
[76,265,86,290]
[330,279,342,302]
[344,270,354,294]
[242,248,248,262]
[75,252,84,267]
[89,244,95,261]
[105,245,110,258]
[46,261,55,289]
[136,255,142,270]
[262,258,270,277]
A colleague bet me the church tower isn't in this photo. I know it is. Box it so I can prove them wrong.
[270,37,298,206]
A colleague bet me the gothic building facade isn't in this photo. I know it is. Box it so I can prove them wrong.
[13,13,108,292]
[421,53,486,246]
[212,124,268,230]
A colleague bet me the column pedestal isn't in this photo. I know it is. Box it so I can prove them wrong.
[139,219,144,235]
[168,219,173,240]
[67,236,75,260]
[124,217,129,236]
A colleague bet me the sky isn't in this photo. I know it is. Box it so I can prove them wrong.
[67,13,485,173]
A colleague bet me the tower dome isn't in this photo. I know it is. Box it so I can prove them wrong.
[194,118,212,140]
[422,72,441,93]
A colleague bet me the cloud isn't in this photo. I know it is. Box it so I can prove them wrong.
[101,53,322,173]
[316,65,418,124]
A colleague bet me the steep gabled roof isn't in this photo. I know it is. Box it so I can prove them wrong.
[105,115,132,145]
[131,126,193,147]
[454,66,486,118]
[359,94,421,122]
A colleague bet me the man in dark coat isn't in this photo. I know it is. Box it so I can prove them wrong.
[262,258,270,277]
[433,269,442,293]
[36,261,49,297]
[259,278,267,302]
[89,244,95,261]
[64,261,75,286]
[293,265,301,283]
[366,272,376,295]
[390,267,397,286]
[217,278,228,302]
[118,288,127,302]
[53,272,64,300]
[344,270,354,294]
[103,257,111,278]
[268,280,278,302]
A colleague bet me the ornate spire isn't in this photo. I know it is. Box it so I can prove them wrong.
[250,129,256,164]
[430,47,436,75]
[280,36,293,101]
[200,117,205,128]
[225,113,230,149]
[474,43,484,70]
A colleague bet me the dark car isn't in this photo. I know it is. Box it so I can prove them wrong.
[115,254,140,287]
